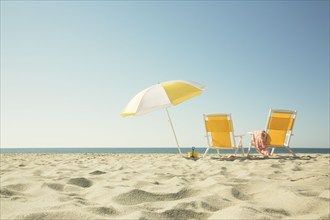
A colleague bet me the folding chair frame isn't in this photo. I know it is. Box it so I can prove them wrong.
[203,114,245,158]
[247,109,297,157]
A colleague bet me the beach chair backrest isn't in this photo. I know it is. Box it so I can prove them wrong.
[204,114,235,148]
[265,109,297,147]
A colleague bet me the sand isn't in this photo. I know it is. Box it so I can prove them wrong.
[0,153,329,220]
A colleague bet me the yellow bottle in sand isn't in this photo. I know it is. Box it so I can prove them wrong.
[187,147,199,158]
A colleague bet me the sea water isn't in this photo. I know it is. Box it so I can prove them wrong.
[0,147,329,154]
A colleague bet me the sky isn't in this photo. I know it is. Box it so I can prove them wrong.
[1,1,329,149]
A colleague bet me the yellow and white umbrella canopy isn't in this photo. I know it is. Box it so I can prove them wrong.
[121,80,205,117]
[121,80,205,154]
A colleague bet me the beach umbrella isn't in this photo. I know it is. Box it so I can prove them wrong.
[121,80,206,155]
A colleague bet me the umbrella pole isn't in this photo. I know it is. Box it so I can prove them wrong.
[165,108,182,155]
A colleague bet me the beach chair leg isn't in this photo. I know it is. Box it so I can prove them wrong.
[234,148,238,156]
[271,147,275,155]
[203,147,210,158]
[247,143,252,156]
[216,149,221,157]
[236,137,244,156]
[286,146,296,157]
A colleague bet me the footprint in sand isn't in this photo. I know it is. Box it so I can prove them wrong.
[67,177,93,188]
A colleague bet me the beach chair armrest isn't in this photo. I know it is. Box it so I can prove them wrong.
[235,134,245,137]
[234,134,244,143]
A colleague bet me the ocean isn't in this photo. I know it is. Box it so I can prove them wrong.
[0,147,329,154]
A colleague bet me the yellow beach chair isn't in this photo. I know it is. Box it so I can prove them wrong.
[247,109,297,156]
[203,114,245,158]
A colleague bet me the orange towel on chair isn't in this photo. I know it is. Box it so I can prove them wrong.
[252,130,270,156]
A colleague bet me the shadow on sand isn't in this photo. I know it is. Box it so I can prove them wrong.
[207,154,315,161]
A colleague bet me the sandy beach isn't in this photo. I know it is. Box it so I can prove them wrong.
[0,153,329,220]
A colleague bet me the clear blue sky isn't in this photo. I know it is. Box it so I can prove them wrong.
[1,1,329,148]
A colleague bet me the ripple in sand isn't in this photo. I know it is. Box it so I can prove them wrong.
[270,164,282,168]
[319,190,330,201]
[33,170,43,176]
[144,208,209,220]
[230,178,246,183]
[231,187,250,200]
[89,170,106,175]
[67,177,93,188]
[44,183,64,191]
[88,206,118,216]
[175,201,220,212]
[0,188,23,198]
[264,208,290,217]
[209,206,267,219]
[296,190,319,197]
[115,188,195,205]
[10,196,28,202]
[74,197,91,206]
[14,210,97,220]
[5,183,29,192]
[292,165,303,171]
[321,214,330,220]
